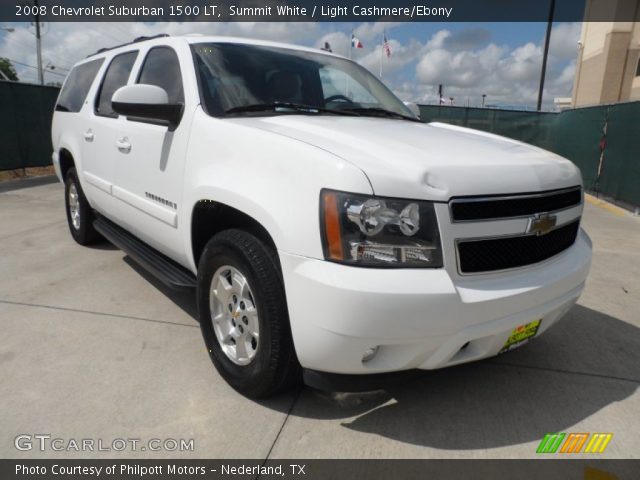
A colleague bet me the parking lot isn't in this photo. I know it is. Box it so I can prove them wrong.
[1,177,638,459]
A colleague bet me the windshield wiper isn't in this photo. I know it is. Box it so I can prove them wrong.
[337,107,420,122]
[225,102,358,116]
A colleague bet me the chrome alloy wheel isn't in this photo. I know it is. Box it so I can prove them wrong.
[68,182,81,230]
[209,265,260,366]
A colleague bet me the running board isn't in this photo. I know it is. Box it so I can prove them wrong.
[94,216,196,291]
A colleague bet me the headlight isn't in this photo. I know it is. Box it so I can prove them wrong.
[320,190,443,267]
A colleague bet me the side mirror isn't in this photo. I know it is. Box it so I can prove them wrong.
[111,84,183,130]
[404,101,421,120]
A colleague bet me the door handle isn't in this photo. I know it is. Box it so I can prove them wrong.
[115,137,131,153]
[83,129,94,142]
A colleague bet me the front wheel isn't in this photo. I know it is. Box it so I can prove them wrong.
[197,229,300,398]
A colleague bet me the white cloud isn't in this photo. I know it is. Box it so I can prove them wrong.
[353,22,400,43]
[0,21,319,83]
[408,25,578,107]
[358,38,421,77]
[425,30,451,50]
[0,22,579,108]
[555,61,576,85]
[500,42,541,81]
[416,43,509,89]
[442,27,491,51]
[549,22,581,60]
[316,31,351,57]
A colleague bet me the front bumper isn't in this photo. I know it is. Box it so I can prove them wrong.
[280,229,591,375]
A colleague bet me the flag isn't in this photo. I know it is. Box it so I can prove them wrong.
[351,34,363,49]
[383,32,391,57]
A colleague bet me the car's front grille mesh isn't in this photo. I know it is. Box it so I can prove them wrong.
[457,220,580,274]
[450,187,582,221]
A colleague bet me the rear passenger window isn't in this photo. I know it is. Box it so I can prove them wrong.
[137,47,184,104]
[95,51,138,118]
[55,59,104,112]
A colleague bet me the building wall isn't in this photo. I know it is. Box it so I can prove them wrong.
[572,0,640,106]
[626,20,640,100]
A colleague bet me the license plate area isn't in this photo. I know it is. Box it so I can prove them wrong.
[500,319,542,354]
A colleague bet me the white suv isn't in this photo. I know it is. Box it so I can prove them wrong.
[52,34,592,398]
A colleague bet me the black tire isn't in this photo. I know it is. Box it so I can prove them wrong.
[197,229,301,398]
[64,167,101,245]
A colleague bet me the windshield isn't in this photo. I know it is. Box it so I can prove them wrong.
[191,42,415,119]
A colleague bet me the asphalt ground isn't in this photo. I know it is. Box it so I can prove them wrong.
[1,178,638,459]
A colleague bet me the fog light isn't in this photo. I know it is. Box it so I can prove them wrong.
[351,242,435,264]
[362,346,379,363]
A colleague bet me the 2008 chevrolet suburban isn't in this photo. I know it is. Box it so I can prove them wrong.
[52,34,592,398]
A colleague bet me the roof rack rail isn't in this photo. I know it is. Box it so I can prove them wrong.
[133,33,169,43]
[87,33,170,58]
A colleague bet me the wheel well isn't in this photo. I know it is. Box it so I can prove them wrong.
[59,149,75,180]
[191,201,278,266]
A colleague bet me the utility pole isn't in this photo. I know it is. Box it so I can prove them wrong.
[34,0,43,85]
[537,0,555,111]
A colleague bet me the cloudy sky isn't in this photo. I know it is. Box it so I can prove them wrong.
[0,21,581,109]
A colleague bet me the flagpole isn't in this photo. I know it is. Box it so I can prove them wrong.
[379,32,383,78]
[346,29,352,97]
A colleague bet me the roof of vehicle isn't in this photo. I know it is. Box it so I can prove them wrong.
[83,34,342,63]
[187,35,343,57]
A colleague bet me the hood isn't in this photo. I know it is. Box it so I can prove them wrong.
[230,116,581,201]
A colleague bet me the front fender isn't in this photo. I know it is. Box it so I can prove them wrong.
[181,109,372,270]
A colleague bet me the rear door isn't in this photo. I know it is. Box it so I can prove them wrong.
[52,57,103,190]
[111,45,191,262]
[80,50,138,217]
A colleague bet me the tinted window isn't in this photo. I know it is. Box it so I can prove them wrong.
[191,43,413,118]
[55,59,104,112]
[137,47,184,104]
[320,66,377,104]
[95,51,138,117]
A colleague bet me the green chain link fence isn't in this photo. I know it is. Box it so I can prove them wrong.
[0,80,60,171]
[1,79,638,208]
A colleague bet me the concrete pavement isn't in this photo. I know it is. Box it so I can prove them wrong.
[1,179,638,459]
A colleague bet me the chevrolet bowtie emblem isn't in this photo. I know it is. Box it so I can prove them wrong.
[527,213,558,236]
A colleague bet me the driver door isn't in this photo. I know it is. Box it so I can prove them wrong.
[111,45,190,261]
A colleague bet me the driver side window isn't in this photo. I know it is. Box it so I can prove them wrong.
[95,51,138,118]
[137,47,184,104]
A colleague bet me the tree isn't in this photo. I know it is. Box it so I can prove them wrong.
[0,58,19,81]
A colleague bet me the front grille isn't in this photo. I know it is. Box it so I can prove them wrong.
[457,220,580,274]
[450,186,582,221]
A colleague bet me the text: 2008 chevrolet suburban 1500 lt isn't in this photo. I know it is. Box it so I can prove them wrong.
[52,34,592,398]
